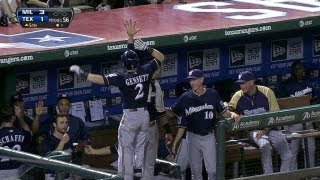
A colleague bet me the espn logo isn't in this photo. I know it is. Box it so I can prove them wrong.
[272,45,286,57]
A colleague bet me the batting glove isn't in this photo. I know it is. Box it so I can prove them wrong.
[70,65,88,79]
[134,39,148,51]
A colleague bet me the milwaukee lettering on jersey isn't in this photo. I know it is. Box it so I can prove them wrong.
[0,135,25,146]
[125,74,149,86]
[290,87,312,97]
[243,107,266,115]
[185,103,214,116]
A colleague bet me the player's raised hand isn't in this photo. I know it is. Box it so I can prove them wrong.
[70,65,89,80]
[70,65,82,75]
[61,133,70,144]
[124,19,140,37]
[35,101,44,117]
[134,39,148,51]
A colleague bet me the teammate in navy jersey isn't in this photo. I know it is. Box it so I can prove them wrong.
[171,83,191,180]
[11,93,44,154]
[41,114,74,180]
[39,95,91,152]
[70,20,164,180]
[141,65,173,179]
[0,106,32,179]
[84,69,173,179]
[171,116,189,180]
[278,60,316,170]
[229,71,292,174]
[11,93,43,134]
[37,94,90,178]
[166,69,240,180]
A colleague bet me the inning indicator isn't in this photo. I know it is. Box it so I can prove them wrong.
[16,8,74,28]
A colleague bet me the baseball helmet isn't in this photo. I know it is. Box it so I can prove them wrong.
[121,50,139,70]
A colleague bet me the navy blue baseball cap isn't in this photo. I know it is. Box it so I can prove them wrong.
[186,69,203,79]
[57,94,71,103]
[235,71,255,84]
[11,93,23,103]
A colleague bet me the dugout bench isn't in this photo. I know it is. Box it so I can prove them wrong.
[224,95,320,178]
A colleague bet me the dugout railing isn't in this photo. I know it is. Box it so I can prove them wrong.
[216,103,320,180]
[0,146,181,179]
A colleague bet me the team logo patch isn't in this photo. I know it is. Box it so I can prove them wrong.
[0,29,103,49]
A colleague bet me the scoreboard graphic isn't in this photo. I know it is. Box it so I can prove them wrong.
[16,8,74,28]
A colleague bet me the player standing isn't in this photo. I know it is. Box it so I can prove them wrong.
[229,70,292,174]
[278,60,317,169]
[70,20,164,180]
[171,116,189,180]
[0,106,32,179]
[166,69,240,180]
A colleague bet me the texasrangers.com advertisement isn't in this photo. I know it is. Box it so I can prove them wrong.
[225,25,272,36]
[0,55,33,65]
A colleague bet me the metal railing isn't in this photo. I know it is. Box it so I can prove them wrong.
[216,104,320,180]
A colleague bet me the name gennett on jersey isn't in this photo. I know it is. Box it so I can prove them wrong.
[125,74,149,86]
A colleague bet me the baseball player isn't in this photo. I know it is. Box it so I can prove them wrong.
[41,114,74,180]
[70,20,164,180]
[84,46,171,179]
[166,69,240,180]
[141,63,173,180]
[171,83,191,180]
[0,105,32,179]
[39,94,91,167]
[84,74,173,179]
[171,117,189,180]
[229,70,292,174]
[278,60,317,169]
[11,93,44,154]
[11,93,43,134]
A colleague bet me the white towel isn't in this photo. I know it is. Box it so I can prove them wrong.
[148,80,165,112]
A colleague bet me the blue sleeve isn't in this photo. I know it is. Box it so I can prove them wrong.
[41,139,53,156]
[141,59,160,76]
[79,120,91,143]
[22,130,32,152]
[170,94,187,117]
[103,73,124,87]
[127,43,134,50]
[177,116,187,128]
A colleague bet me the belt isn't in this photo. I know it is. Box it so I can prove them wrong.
[125,107,148,112]
[191,130,213,136]
[149,120,156,127]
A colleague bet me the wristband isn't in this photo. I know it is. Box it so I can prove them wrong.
[163,123,172,134]
[146,47,154,54]
[82,72,89,80]
[127,43,134,50]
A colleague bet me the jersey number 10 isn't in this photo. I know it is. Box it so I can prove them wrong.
[205,111,214,119]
